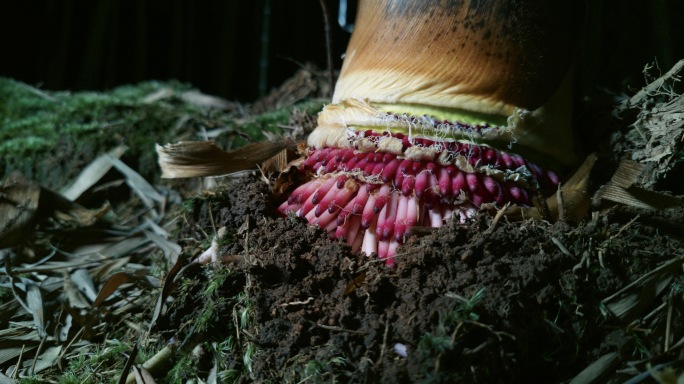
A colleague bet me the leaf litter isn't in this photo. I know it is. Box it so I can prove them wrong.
[0,63,684,383]
[0,106,185,380]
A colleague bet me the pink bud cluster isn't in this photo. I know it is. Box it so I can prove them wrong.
[278,131,560,266]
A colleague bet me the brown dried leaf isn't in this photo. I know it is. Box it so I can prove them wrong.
[156,140,294,178]
[271,144,308,198]
[93,272,135,307]
[150,253,186,330]
[90,257,132,282]
[260,149,289,174]
[595,159,682,210]
[52,203,110,228]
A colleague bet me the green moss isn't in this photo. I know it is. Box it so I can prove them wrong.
[0,77,324,188]
[162,261,259,383]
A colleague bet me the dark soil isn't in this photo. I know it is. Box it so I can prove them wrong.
[160,171,684,383]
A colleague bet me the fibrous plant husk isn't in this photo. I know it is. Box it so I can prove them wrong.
[613,59,684,192]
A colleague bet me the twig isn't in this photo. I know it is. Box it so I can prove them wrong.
[12,344,25,379]
[57,326,86,370]
[31,336,47,376]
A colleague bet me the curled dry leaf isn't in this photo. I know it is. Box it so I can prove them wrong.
[156,140,297,179]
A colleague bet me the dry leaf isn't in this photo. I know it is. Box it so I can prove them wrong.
[260,149,289,174]
[25,345,62,375]
[109,157,165,215]
[58,314,72,342]
[91,257,132,282]
[63,271,91,309]
[0,372,16,384]
[9,276,46,339]
[61,145,127,201]
[601,256,683,322]
[1,175,112,248]
[156,140,294,178]
[144,230,181,265]
[70,269,98,303]
[595,159,682,210]
[150,253,185,330]
[93,273,135,307]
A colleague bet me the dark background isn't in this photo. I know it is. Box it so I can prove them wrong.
[0,0,682,102]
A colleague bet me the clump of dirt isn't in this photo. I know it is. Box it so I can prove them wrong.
[161,171,684,383]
